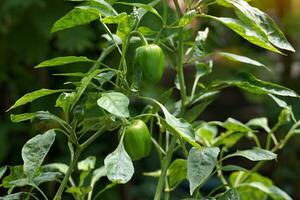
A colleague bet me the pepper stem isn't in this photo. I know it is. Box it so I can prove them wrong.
[127,31,148,46]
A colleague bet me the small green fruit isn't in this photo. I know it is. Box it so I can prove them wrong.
[123,120,152,160]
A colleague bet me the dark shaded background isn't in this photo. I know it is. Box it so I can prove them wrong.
[0,0,300,199]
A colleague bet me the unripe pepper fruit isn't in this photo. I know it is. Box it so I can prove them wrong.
[123,119,152,160]
[134,44,165,84]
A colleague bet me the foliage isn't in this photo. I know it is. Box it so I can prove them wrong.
[2,0,300,199]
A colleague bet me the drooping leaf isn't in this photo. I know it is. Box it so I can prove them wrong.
[7,89,64,111]
[216,52,269,70]
[97,92,130,118]
[216,0,295,52]
[22,130,56,178]
[187,147,220,195]
[228,148,277,161]
[204,15,280,53]
[169,159,187,187]
[88,166,106,199]
[218,188,240,200]
[33,172,62,185]
[246,117,270,132]
[35,56,94,68]
[217,73,299,97]
[104,141,134,184]
[150,99,198,147]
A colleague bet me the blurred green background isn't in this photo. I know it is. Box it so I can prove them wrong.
[0,0,300,199]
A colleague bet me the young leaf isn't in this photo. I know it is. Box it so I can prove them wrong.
[104,140,134,184]
[179,10,197,27]
[7,89,64,111]
[97,92,130,118]
[187,147,220,195]
[218,188,240,200]
[35,56,94,68]
[55,92,76,114]
[22,130,56,178]
[116,2,163,22]
[169,159,187,187]
[243,182,292,200]
[228,148,277,161]
[78,156,96,171]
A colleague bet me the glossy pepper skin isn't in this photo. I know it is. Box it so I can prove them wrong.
[123,120,151,160]
[135,44,165,84]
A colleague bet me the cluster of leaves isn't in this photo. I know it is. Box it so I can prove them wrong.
[2,0,300,199]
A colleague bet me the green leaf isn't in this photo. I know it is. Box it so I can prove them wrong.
[221,165,248,172]
[2,166,28,188]
[55,92,76,114]
[242,182,292,200]
[187,147,220,195]
[169,159,187,187]
[150,99,198,147]
[97,92,130,118]
[33,172,62,185]
[43,163,69,174]
[22,130,56,178]
[0,166,7,179]
[195,123,218,146]
[217,0,295,52]
[51,7,100,33]
[94,71,116,86]
[88,166,106,199]
[66,186,92,196]
[179,10,197,27]
[1,193,25,200]
[101,12,136,42]
[228,148,277,161]
[204,15,280,53]
[73,69,101,108]
[68,0,117,16]
[35,56,94,68]
[222,118,253,133]
[218,188,240,200]
[7,89,64,111]
[116,2,163,22]
[10,113,36,123]
[246,117,270,132]
[78,156,96,171]
[230,172,272,200]
[104,140,134,184]
[218,73,299,97]
[216,52,269,70]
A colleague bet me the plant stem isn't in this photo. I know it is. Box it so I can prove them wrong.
[154,136,177,200]
[177,28,188,109]
[80,126,106,150]
[53,147,82,200]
